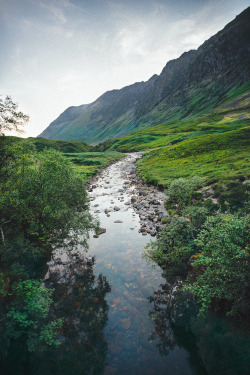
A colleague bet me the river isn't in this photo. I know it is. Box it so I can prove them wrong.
[3,153,250,375]
[86,153,205,375]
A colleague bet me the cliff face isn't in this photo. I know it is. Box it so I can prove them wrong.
[39,7,250,144]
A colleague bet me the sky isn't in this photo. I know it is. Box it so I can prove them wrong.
[0,0,249,137]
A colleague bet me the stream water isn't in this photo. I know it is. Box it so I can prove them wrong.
[2,154,250,375]
[86,153,204,375]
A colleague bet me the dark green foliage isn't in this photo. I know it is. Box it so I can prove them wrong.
[217,180,250,211]
[0,135,96,353]
[0,145,95,248]
[146,174,250,319]
[145,217,195,280]
[187,214,250,318]
[190,315,250,375]
[6,280,62,352]
[164,177,204,210]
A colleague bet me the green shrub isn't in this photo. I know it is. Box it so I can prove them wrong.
[6,280,62,352]
[165,176,204,210]
[145,217,195,280]
[187,213,250,317]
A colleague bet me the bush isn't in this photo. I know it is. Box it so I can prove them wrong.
[0,146,96,248]
[6,280,62,352]
[145,217,195,280]
[187,213,250,317]
[165,176,204,210]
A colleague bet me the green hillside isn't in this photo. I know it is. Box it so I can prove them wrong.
[39,8,250,144]
[94,90,250,211]
[6,136,91,153]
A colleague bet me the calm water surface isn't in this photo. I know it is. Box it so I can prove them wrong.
[85,154,205,375]
[3,154,250,375]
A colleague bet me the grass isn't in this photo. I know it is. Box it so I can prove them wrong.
[67,151,125,179]
[6,136,91,153]
[136,127,250,187]
[5,136,125,181]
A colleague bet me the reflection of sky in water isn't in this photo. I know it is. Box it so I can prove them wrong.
[86,154,202,375]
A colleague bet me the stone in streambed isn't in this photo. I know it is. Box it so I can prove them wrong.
[93,228,106,237]
[121,317,131,330]
[104,366,118,375]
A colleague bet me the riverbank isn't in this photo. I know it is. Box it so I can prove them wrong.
[87,153,169,237]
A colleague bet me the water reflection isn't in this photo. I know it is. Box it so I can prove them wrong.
[190,314,250,375]
[148,282,207,374]
[1,252,111,375]
[37,253,110,375]
[148,282,250,375]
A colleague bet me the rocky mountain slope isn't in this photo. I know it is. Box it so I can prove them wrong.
[39,7,250,144]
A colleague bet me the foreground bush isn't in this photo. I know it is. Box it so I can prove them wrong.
[187,213,250,317]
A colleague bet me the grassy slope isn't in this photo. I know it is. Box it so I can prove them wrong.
[67,151,125,179]
[137,126,250,187]
[6,136,91,153]
[6,136,125,181]
[96,89,250,188]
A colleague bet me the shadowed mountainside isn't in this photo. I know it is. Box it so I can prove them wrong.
[39,7,250,144]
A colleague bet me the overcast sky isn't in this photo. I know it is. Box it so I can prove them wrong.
[1,0,249,137]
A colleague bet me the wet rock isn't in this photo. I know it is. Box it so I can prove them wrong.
[98,228,106,235]
[109,344,122,355]
[105,366,118,375]
[121,317,131,330]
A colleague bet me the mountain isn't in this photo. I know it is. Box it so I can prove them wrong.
[39,7,250,144]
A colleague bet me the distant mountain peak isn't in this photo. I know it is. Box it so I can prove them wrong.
[39,7,250,144]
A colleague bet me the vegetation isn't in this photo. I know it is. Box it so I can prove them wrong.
[0,96,29,135]
[145,176,250,319]
[0,97,97,355]
[6,280,63,352]
[5,135,91,153]
[39,5,250,146]
[67,151,125,178]
[186,213,250,317]
[136,126,250,187]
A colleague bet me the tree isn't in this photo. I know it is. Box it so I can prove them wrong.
[0,146,96,249]
[0,95,29,136]
[187,213,250,317]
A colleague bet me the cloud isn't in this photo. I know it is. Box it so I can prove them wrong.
[1,0,249,137]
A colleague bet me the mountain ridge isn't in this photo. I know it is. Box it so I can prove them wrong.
[39,7,250,144]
